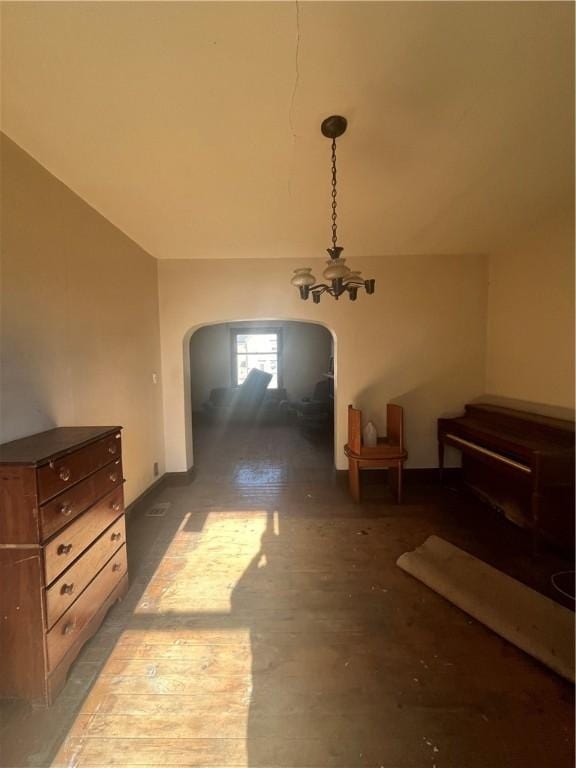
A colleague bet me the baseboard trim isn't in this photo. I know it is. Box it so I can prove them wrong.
[125,467,197,517]
[162,466,197,486]
[336,467,461,484]
[404,467,461,484]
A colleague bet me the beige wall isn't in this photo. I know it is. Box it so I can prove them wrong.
[3,126,570,485]
[190,321,332,411]
[485,205,575,413]
[0,134,165,504]
[158,255,488,471]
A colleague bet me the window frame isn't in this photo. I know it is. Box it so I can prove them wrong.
[230,327,283,389]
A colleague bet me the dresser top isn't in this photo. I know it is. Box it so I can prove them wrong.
[0,426,121,466]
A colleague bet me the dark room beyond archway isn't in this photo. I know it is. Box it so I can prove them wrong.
[189,320,335,480]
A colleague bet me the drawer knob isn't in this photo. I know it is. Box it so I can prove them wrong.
[111,502,122,513]
[57,543,72,556]
[59,466,71,482]
[62,621,76,636]
[108,444,118,455]
[111,532,122,542]
[112,562,121,572]
[59,502,72,516]
[60,582,74,595]
[109,472,119,483]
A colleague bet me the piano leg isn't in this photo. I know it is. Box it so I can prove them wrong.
[438,440,445,484]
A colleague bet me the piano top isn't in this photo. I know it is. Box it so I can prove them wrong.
[439,403,574,457]
[466,403,573,431]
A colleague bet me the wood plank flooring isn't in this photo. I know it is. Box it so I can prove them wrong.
[0,422,573,767]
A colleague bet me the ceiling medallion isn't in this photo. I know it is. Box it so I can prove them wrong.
[291,115,375,303]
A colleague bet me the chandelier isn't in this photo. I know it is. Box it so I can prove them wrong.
[291,115,375,303]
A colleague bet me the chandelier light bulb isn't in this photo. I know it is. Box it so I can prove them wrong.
[345,270,363,284]
[323,258,351,281]
[290,267,316,287]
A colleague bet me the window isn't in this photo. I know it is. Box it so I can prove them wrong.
[231,329,282,389]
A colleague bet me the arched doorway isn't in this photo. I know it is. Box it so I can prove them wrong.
[186,319,336,475]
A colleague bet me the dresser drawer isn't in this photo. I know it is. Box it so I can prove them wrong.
[39,460,124,541]
[45,516,126,629]
[37,450,91,503]
[46,545,127,672]
[91,432,122,469]
[37,434,122,503]
[44,487,124,585]
[96,458,123,497]
[39,476,95,541]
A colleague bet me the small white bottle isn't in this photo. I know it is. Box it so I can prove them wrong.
[362,420,377,447]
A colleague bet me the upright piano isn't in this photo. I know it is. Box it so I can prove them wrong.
[438,403,575,550]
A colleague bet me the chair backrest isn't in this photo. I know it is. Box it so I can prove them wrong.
[236,368,272,406]
[387,404,404,449]
[347,405,362,453]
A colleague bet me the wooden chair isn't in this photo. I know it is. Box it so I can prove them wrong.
[344,404,407,503]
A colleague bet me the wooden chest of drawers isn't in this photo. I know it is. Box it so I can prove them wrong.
[0,426,129,705]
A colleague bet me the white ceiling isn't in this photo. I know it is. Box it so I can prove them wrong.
[1,1,573,260]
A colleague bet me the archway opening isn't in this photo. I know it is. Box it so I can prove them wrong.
[187,320,336,481]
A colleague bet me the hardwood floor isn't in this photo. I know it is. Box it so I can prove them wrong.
[1,422,574,767]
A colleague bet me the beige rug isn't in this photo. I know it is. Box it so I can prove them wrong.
[397,535,575,683]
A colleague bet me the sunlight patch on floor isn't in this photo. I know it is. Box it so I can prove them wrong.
[50,510,271,768]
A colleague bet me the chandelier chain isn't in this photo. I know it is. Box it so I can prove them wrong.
[331,138,338,248]
[290,115,376,303]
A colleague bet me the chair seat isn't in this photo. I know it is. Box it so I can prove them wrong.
[344,443,407,461]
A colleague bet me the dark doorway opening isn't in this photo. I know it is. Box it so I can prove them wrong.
[189,321,335,480]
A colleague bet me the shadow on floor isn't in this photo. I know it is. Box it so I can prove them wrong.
[1,422,574,768]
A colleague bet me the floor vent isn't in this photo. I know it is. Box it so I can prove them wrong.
[145,502,171,517]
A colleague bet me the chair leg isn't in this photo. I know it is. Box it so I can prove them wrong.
[389,462,403,504]
[396,463,403,504]
[348,459,360,502]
